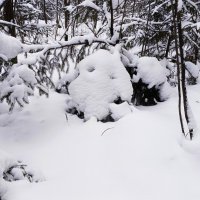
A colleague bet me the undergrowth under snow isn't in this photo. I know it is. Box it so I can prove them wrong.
[68,49,132,120]
[1,85,200,200]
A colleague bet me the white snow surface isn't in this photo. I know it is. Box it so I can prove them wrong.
[133,56,167,88]
[1,85,200,200]
[185,61,200,78]
[109,102,132,121]
[68,49,133,120]
[0,32,23,59]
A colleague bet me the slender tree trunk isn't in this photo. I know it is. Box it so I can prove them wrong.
[3,0,15,37]
[171,0,194,139]
[3,0,17,63]
[43,0,47,24]
[141,0,151,56]
[109,0,114,38]
[64,0,70,41]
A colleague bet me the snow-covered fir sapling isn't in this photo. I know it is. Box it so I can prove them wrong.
[0,64,37,111]
[66,49,133,122]
[0,33,37,111]
[131,57,170,106]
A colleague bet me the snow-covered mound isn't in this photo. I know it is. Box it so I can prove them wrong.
[133,56,167,88]
[68,49,133,121]
[0,32,23,60]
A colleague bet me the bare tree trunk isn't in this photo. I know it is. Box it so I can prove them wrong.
[141,0,151,56]
[3,0,17,63]
[43,0,47,24]
[109,0,114,38]
[64,0,70,41]
[3,0,15,37]
[171,0,194,139]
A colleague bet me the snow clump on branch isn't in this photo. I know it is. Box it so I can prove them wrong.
[0,32,23,60]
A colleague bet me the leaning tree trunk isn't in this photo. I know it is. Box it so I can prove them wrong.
[171,0,194,139]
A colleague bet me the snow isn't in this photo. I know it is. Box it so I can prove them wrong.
[13,65,37,86]
[0,32,23,59]
[0,150,18,175]
[79,0,101,11]
[56,71,78,93]
[133,56,167,88]
[1,85,200,200]
[68,49,132,120]
[185,61,200,78]
[0,65,37,108]
[112,0,124,9]
[178,0,183,11]
[0,0,6,6]
[109,102,132,121]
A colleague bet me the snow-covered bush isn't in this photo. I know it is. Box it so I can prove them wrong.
[0,150,44,184]
[0,64,37,111]
[132,57,169,106]
[67,49,133,121]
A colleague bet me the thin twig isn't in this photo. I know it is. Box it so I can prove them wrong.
[101,127,114,136]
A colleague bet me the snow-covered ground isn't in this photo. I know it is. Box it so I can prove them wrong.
[1,85,200,200]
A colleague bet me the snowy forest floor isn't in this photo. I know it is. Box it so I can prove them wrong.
[1,85,200,200]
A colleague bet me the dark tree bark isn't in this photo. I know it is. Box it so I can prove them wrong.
[171,0,194,139]
[109,0,114,38]
[43,0,47,24]
[3,0,15,37]
[64,0,70,41]
[3,0,17,63]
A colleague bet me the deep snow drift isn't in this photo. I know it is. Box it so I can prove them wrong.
[1,85,200,200]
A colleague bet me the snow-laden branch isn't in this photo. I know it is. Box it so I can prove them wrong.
[23,34,112,52]
[0,20,20,28]
[16,34,114,66]
[64,0,101,13]
[152,0,170,15]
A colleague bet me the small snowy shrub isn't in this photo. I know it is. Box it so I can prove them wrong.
[0,64,37,111]
[3,161,43,183]
[132,57,169,106]
[67,49,133,121]
[0,150,44,183]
